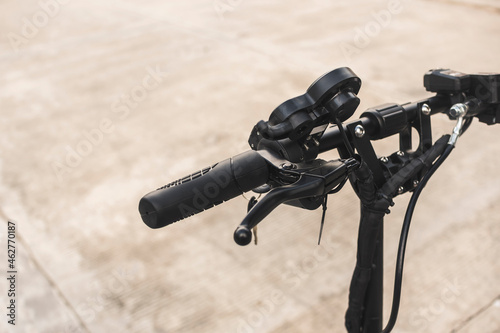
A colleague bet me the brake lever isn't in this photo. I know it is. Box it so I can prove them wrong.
[233,157,359,245]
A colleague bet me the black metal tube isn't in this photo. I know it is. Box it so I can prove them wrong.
[363,225,384,333]
[326,94,453,333]
[318,95,452,154]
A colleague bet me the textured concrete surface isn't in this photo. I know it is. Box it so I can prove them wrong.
[0,0,499,332]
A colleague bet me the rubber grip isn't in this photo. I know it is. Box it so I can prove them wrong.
[139,150,269,229]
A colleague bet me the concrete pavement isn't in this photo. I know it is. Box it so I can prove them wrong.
[0,0,499,332]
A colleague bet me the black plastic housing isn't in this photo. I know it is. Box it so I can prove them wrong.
[360,104,408,140]
[424,69,470,94]
[470,73,500,103]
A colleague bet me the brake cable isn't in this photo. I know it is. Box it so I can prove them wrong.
[381,104,469,333]
[318,174,351,245]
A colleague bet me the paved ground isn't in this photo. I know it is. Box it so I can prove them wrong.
[0,0,499,332]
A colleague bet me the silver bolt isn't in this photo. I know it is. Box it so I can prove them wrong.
[380,156,389,163]
[449,103,468,118]
[413,180,419,188]
[312,138,320,146]
[354,125,365,138]
[281,162,295,170]
[421,104,431,115]
[397,151,405,157]
[398,186,404,194]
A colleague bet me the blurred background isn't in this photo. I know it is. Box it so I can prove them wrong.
[0,0,499,332]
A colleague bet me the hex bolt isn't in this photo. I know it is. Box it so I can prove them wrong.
[354,125,365,138]
[413,180,419,188]
[449,103,468,118]
[398,186,404,194]
[380,156,389,163]
[397,151,404,157]
[421,104,431,115]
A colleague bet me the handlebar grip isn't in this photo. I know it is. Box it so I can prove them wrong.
[139,150,269,229]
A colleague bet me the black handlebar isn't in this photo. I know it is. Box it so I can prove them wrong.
[139,150,269,228]
[137,67,500,333]
[139,68,500,230]
[137,95,483,229]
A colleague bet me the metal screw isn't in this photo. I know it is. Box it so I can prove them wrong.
[380,156,389,163]
[281,162,295,170]
[398,186,404,194]
[413,180,419,188]
[354,125,365,138]
[397,151,404,157]
[421,104,431,115]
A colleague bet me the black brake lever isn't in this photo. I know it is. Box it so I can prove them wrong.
[233,157,359,245]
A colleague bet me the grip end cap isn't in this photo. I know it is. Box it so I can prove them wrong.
[234,226,252,246]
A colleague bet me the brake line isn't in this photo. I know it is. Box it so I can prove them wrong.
[382,104,468,333]
[381,143,454,333]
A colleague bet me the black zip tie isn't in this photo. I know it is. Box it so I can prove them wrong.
[318,195,328,245]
